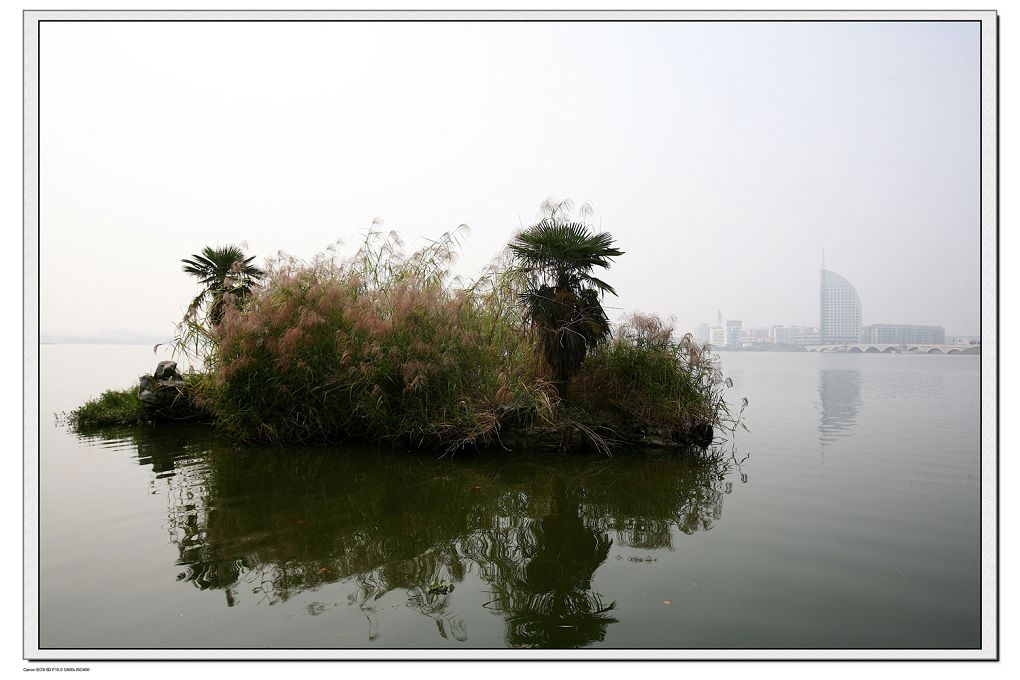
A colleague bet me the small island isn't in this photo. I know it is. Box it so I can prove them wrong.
[69,200,741,454]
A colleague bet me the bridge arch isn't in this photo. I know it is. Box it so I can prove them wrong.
[848,346,863,353]
[926,347,944,354]
[864,346,881,353]
[882,346,897,353]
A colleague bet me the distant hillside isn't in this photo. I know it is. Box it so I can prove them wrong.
[40,329,172,346]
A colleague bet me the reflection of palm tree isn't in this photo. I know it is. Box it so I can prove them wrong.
[481,476,618,648]
[181,245,264,325]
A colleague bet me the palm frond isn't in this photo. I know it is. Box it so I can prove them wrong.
[578,274,618,298]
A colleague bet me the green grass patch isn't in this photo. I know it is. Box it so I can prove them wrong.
[570,314,736,441]
[68,386,144,429]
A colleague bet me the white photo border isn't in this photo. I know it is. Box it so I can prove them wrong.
[22,8,999,662]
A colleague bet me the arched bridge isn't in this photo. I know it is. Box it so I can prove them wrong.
[805,343,974,354]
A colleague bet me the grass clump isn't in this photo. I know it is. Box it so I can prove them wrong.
[68,386,144,429]
[570,313,740,441]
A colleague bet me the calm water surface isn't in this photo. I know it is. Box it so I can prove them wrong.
[38,345,981,649]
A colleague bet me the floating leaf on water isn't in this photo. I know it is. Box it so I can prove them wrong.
[427,580,454,595]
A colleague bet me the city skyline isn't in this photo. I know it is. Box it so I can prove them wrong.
[692,265,969,345]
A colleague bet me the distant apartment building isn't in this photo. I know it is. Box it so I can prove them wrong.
[862,324,945,345]
[820,269,862,344]
[770,325,799,345]
[693,323,712,345]
[769,324,816,346]
[710,326,727,347]
[698,313,744,349]
[725,320,742,348]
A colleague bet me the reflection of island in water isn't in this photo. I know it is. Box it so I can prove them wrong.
[75,425,747,648]
[818,367,861,451]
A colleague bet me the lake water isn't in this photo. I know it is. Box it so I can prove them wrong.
[36,345,981,650]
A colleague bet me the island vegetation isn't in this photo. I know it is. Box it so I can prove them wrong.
[69,199,742,453]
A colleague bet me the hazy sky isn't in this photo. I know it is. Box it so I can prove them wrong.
[39,20,981,339]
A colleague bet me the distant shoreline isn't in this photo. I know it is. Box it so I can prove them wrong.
[40,339,171,346]
[715,346,980,355]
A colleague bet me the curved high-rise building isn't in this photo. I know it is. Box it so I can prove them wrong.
[819,269,862,344]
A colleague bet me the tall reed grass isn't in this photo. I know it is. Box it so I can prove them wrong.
[197,228,554,450]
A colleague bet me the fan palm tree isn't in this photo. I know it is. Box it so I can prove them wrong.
[508,200,624,388]
[181,245,264,326]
